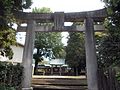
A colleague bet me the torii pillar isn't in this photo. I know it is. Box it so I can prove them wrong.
[22,20,35,90]
[85,17,98,90]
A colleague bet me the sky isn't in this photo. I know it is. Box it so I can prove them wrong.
[17,0,105,46]
[30,0,105,12]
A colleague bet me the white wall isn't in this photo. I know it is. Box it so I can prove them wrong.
[11,45,23,63]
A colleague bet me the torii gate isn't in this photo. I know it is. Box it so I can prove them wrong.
[16,9,107,90]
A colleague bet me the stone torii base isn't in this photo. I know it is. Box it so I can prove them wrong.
[22,87,33,90]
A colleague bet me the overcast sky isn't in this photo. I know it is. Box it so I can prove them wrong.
[17,0,105,45]
[29,0,105,12]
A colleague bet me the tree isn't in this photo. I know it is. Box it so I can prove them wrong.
[96,23,120,69]
[35,32,65,58]
[65,32,86,75]
[0,28,16,59]
[0,0,32,59]
[32,7,52,13]
[95,31,108,69]
[0,0,32,28]
[32,7,65,74]
[102,0,120,26]
[96,0,120,69]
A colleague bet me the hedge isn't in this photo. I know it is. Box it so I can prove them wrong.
[0,61,23,90]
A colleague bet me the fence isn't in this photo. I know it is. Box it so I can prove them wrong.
[98,68,120,90]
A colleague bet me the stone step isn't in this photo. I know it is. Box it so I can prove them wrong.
[32,78,87,85]
[32,76,87,90]
[33,85,87,90]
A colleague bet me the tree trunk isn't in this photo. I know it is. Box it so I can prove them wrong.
[76,67,79,76]
[34,60,38,75]
[74,67,79,76]
[34,48,39,75]
[78,66,81,75]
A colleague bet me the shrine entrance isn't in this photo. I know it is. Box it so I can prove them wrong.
[16,9,107,90]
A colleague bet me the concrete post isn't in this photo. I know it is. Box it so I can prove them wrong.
[84,17,98,90]
[22,20,35,90]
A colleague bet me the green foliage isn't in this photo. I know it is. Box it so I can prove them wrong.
[116,72,120,81]
[65,32,86,69]
[97,0,120,69]
[103,0,120,26]
[97,24,120,69]
[0,29,16,47]
[0,0,32,59]
[0,62,23,90]
[4,46,14,59]
[33,7,52,13]
[0,28,15,59]
[35,32,65,58]
[0,84,15,90]
[96,17,120,69]
[0,0,32,27]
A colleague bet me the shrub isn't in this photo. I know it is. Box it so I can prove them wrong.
[0,61,23,90]
[116,71,120,82]
[0,84,15,90]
